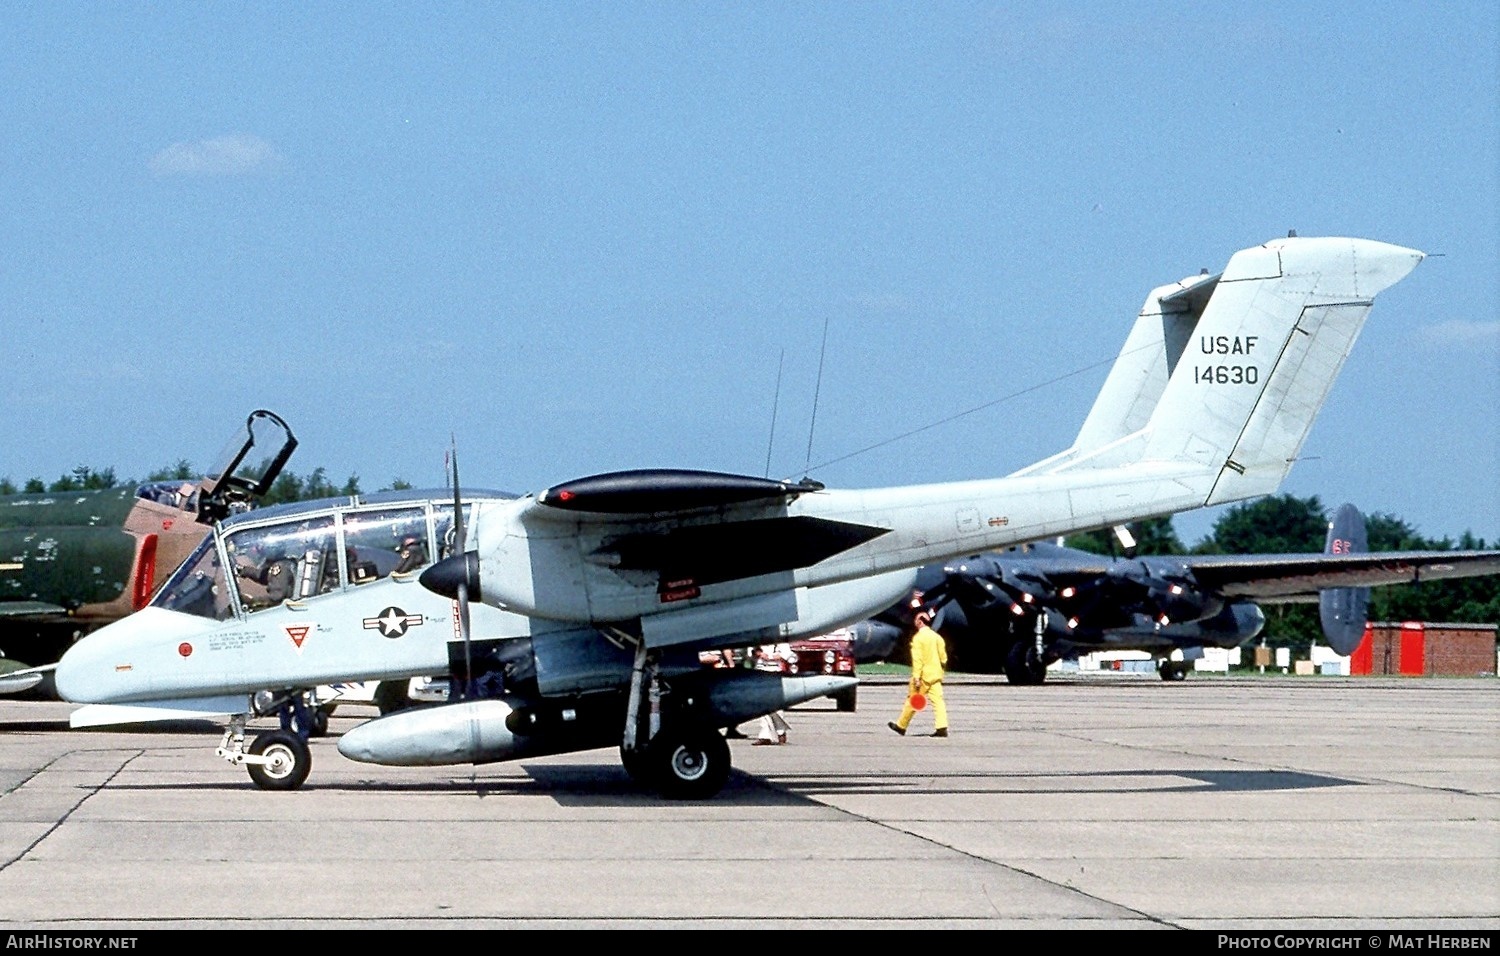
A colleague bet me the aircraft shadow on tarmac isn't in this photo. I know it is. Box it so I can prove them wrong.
[751,768,1360,796]
[95,765,1359,807]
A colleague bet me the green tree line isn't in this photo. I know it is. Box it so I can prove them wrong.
[0,462,412,503]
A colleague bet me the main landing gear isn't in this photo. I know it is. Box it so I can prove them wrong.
[215,689,318,791]
[1158,660,1191,681]
[617,639,733,800]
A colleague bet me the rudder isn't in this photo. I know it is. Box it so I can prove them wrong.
[1319,502,1371,656]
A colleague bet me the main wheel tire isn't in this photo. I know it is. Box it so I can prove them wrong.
[619,744,653,784]
[651,728,731,800]
[1004,642,1048,685]
[247,730,312,791]
[291,706,331,738]
[834,685,858,713]
[1160,662,1189,682]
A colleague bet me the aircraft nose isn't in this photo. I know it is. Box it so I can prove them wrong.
[53,630,107,703]
[419,552,482,603]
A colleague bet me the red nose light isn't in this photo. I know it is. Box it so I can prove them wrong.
[558,490,574,501]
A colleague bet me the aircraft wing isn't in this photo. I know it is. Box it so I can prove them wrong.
[1172,550,1500,603]
[0,600,71,621]
[512,469,890,587]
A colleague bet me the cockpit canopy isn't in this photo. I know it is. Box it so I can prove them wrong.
[152,491,510,620]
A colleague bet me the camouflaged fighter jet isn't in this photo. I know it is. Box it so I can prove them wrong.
[0,410,296,694]
[52,236,1426,799]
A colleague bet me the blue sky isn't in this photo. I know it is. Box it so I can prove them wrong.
[3,2,1496,548]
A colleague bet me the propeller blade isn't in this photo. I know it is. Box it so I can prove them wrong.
[450,437,474,700]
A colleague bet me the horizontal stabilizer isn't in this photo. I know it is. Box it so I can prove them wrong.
[0,663,52,695]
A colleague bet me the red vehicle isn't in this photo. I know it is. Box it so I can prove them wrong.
[761,630,859,712]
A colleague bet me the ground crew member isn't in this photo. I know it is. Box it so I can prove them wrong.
[888,606,948,737]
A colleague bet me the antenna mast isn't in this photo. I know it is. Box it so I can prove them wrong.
[804,316,829,477]
[764,348,785,478]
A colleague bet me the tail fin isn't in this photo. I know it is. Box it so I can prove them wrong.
[1146,237,1424,503]
[1319,502,1371,655]
[1012,269,1217,476]
[1041,238,1423,507]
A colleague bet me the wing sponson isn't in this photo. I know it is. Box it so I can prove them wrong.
[538,469,824,516]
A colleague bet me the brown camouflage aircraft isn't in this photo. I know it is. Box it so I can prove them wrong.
[0,410,296,683]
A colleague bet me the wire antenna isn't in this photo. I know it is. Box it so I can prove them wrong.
[797,341,1154,477]
[764,348,785,478]
[803,316,830,477]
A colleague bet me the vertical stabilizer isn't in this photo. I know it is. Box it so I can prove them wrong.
[1137,237,1423,503]
[1319,502,1371,655]
[1014,270,1217,476]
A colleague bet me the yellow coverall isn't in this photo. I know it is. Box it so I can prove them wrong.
[894,624,948,732]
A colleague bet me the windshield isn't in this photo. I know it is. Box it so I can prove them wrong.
[153,534,233,620]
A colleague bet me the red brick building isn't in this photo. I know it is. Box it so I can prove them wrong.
[1350,622,1497,676]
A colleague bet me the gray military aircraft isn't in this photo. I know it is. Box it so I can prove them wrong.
[0,410,297,693]
[48,481,852,795]
[48,235,1426,799]
[847,502,1500,682]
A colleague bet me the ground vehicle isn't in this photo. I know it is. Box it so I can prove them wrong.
[762,630,859,712]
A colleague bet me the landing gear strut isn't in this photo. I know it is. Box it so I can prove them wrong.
[215,690,318,790]
[1004,617,1050,685]
[618,637,733,799]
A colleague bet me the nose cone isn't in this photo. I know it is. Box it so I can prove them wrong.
[54,607,201,703]
[418,551,481,602]
[54,624,121,703]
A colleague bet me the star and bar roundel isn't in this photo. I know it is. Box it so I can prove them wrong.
[363,607,425,639]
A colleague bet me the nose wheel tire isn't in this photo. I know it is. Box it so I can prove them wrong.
[247,730,312,791]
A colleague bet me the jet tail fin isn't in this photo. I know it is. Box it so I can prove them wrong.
[1319,502,1371,655]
